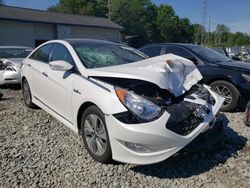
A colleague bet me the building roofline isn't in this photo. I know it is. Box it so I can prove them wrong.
[0,5,123,30]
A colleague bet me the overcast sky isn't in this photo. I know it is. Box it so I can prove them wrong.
[4,0,250,34]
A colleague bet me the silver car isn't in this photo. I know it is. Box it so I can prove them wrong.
[0,46,33,85]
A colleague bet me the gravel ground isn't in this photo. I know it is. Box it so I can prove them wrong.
[0,88,250,188]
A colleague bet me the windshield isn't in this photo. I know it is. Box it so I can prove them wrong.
[73,43,147,68]
[0,48,32,58]
[212,48,226,55]
[187,45,232,63]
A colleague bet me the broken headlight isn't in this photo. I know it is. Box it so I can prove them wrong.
[115,87,162,121]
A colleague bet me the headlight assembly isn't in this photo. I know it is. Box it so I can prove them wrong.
[241,73,250,82]
[115,87,162,121]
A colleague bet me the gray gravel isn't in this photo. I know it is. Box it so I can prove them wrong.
[0,88,250,188]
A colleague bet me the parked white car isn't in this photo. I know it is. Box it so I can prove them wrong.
[21,39,225,164]
[0,46,32,85]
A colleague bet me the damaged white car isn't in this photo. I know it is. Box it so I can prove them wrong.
[0,46,32,85]
[21,39,226,164]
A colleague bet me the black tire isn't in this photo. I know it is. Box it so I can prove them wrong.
[81,105,112,163]
[22,79,37,108]
[210,80,240,112]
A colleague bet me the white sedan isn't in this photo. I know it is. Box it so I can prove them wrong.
[21,39,225,165]
[0,46,33,85]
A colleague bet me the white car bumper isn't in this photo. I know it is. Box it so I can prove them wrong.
[105,89,225,165]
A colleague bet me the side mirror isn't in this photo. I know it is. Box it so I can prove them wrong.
[49,60,73,71]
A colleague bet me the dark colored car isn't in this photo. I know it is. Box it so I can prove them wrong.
[139,43,250,111]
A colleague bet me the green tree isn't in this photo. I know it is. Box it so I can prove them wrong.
[232,32,250,46]
[46,0,250,46]
[216,24,230,45]
[48,0,108,17]
[155,4,193,43]
[155,4,176,42]
[175,17,194,43]
[192,24,206,44]
[111,0,157,38]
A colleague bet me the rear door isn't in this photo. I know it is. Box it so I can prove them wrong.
[24,44,53,102]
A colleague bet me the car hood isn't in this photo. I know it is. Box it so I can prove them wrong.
[217,61,250,71]
[86,54,203,97]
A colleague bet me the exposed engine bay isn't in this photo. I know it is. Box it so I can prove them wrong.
[92,76,218,136]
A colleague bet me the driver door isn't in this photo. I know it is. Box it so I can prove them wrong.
[43,43,77,123]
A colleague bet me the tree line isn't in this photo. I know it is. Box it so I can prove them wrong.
[4,0,249,47]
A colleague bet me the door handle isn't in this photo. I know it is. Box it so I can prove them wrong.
[73,89,81,94]
[42,72,48,77]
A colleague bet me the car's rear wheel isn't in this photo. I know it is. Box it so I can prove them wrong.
[210,80,240,111]
[81,105,112,163]
[22,79,36,108]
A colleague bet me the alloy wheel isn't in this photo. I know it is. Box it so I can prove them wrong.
[23,81,31,105]
[211,85,233,106]
[83,114,107,156]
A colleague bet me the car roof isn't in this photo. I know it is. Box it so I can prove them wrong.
[0,46,33,50]
[63,38,120,46]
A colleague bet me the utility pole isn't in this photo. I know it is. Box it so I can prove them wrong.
[195,0,208,45]
[208,15,211,45]
[106,0,112,20]
[201,0,208,45]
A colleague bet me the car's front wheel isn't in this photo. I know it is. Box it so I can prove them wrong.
[210,80,240,111]
[81,105,112,163]
[22,79,37,108]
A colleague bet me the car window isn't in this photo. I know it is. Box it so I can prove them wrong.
[0,48,32,58]
[187,45,232,63]
[140,46,162,57]
[50,44,75,66]
[29,44,53,63]
[165,46,195,61]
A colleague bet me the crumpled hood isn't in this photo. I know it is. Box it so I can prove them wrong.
[86,54,203,97]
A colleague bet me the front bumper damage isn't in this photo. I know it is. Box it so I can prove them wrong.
[184,114,228,152]
[105,86,226,165]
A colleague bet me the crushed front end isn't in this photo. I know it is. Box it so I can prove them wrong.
[104,84,226,164]
[89,54,227,164]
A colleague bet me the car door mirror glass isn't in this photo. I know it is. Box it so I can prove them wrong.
[49,60,73,71]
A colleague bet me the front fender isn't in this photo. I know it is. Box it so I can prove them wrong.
[72,76,127,126]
